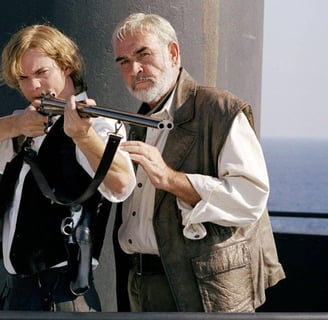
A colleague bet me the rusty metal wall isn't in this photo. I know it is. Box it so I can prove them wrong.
[0,0,264,312]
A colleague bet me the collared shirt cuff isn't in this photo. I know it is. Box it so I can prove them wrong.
[177,198,207,240]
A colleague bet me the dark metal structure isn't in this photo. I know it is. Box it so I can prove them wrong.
[0,311,328,320]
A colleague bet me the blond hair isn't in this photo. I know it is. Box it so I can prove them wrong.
[1,24,86,92]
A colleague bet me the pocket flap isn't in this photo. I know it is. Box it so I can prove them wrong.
[192,241,250,279]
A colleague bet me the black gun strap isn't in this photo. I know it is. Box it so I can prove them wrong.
[24,133,122,207]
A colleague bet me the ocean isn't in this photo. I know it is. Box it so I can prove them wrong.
[1,138,325,214]
[261,137,328,215]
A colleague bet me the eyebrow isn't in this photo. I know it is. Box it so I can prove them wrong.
[18,67,46,78]
[115,46,149,63]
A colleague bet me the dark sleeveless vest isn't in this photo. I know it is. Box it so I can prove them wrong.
[9,117,111,275]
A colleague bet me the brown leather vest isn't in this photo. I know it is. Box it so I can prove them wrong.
[151,69,285,311]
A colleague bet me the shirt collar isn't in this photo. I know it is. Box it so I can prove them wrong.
[148,86,176,121]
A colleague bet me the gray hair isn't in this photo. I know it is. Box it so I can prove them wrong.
[112,13,179,46]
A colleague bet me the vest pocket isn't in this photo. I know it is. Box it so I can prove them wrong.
[192,241,254,312]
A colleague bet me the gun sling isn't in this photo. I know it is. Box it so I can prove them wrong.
[23,133,121,206]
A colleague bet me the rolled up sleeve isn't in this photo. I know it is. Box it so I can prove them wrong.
[76,117,136,203]
[177,112,269,240]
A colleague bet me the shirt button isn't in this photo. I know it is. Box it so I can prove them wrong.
[132,211,136,216]
[137,182,142,188]
[128,239,132,244]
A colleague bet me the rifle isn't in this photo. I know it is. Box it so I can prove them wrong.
[35,94,174,130]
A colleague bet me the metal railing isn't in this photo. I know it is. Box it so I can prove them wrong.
[1,311,328,320]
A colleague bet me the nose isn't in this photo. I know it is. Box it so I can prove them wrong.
[29,77,42,90]
[131,60,143,75]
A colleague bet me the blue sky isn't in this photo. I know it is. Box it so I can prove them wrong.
[261,0,328,139]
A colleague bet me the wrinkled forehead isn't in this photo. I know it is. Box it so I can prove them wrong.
[19,49,58,74]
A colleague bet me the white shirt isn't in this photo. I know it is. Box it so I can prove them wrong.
[0,116,136,273]
[119,98,269,255]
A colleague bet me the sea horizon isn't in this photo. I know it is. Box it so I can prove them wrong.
[261,136,328,215]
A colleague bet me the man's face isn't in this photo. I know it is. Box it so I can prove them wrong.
[18,49,73,102]
[114,31,179,108]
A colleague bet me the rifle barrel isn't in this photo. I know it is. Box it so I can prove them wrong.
[37,97,173,130]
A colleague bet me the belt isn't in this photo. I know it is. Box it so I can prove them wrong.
[6,267,69,289]
[129,253,164,276]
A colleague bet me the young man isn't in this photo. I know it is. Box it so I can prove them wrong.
[0,24,135,311]
[112,13,285,312]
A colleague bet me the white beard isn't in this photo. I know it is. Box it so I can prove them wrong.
[128,60,174,104]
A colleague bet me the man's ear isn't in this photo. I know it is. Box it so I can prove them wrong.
[168,41,179,66]
[64,66,73,75]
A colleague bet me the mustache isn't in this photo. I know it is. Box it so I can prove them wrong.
[132,75,155,87]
